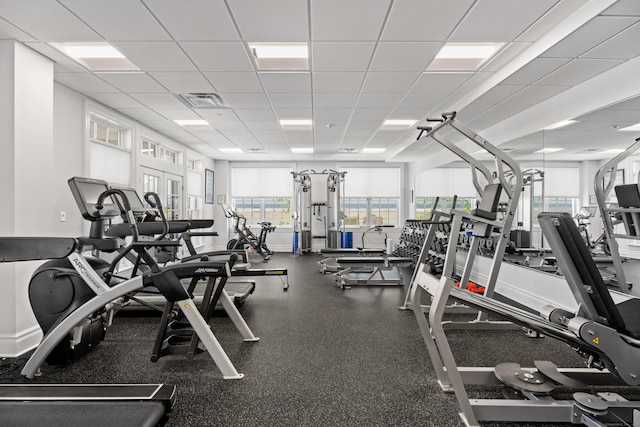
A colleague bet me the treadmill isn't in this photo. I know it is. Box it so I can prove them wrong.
[114,187,256,307]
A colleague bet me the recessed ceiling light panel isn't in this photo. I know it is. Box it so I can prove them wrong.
[543,119,577,130]
[291,147,313,154]
[173,119,212,130]
[51,42,139,71]
[381,119,418,130]
[280,119,313,130]
[534,147,564,154]
[249,42,309,71]
[427,42,504,71]
[619,123,640,131]
[219,147,243,153]
[362,148,386,154]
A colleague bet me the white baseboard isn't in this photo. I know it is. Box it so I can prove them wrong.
[0,325,42,358]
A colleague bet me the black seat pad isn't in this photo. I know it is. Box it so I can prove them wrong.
[615,298,640,339]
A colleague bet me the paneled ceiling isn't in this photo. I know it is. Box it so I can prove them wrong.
[1,0,640,164]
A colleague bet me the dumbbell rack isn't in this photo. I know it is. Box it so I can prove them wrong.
[398,210,455,310]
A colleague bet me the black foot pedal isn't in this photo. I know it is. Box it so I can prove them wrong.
[534,360,589,390]
[494,363,555,394]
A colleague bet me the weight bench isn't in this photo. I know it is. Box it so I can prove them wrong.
[317,247,387,273]
[333,256,413,289]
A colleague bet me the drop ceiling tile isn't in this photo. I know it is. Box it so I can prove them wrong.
[138,120,183,131]
[391,108,429,119]
[345,121,381,130]
[382,0,473,41]
[118,108,167,122]
[313,72,365,92]
[243,121,281,131]
[313,109,353,121]
[356,93,404,109]
[451,0,557,42]
[209,121,248,131]
[343,129,376,140]
[311,0,391,41]
[313,93,358,108]
[227,0,308,41]
[252,131,287,143]
[396,92,451,109]
[361,72,421,93]
[259,72,311,93]
[97,73,167,93]
[268,93,312,109]
[142,0,239,41]
[316,120,348,130]
[0,1,101,41]
[583,21,640,59]
[149,72,215,93]
[111,42,196,72]
[350,109,391,121]
[0,17,36,41]
[154,108,203,120]
[88,93,146,109]
[543,16,639,59]
[129,93,186,109]
[189,131,229,144]
[274,109,312,120]
[234,109,276,121]
[312,42,376,72]
[203,72,262,93]
[501,85,569,106]
[410,72,473,93]
[602,0,640,16]
[180,42,254,71]
[59,0,170,41]
[535,58,624,86]
[55,72,118,93]
[223,93,271,108]
[500,58,570,85]
[284,132,313,143]
[370,42,441,72]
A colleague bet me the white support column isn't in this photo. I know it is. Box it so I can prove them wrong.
[0,40,55,356]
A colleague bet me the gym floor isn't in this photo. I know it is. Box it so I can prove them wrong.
[3,253,590,426]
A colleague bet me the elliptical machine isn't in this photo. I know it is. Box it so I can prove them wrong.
[222,204,275,261]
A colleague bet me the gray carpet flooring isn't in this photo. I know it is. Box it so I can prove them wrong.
[0,253,609,426]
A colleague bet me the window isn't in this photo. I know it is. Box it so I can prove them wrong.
[415,196,475,220]
[141,139,158,157]
[90,119,123,147]
[343,197,399,226]
[232,197,292,226]
[161,147,178,164]
[166,178,181,220]
[140,138,182,165]
[187,195,202,220]
[188,159,201,171]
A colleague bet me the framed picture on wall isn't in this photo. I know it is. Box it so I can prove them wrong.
[205,169,214,204]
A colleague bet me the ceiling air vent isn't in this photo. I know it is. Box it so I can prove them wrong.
[177,93,228,109]
[578,148,602,153]
[247,148,266,153]
[339,148,358,153]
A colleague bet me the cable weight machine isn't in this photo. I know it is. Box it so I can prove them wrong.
[291,170,347,251]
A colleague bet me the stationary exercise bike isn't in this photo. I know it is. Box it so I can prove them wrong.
[222,204,275,261]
